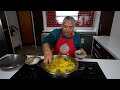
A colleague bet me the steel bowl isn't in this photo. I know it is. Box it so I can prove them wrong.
[0,54,27,70]
[40,55,79,78]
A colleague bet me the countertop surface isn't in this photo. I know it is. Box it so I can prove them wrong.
[0,54,120,79]
[42,30,97,33]
[93,36,120,60]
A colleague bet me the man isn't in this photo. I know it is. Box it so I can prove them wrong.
[42,16,85,64]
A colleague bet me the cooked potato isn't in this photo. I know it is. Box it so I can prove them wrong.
[44,57,76,73]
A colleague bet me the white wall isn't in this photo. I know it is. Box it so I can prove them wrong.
[92,11,101,34]
[110,11,120,37]
[5,11,22,48]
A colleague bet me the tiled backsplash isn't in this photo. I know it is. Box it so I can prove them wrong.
[46,11,94,27]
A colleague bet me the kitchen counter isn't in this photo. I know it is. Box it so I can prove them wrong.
[0,54,120,79]
[76,58,120,79]
[42,30,97,34]
[93,36,120,60]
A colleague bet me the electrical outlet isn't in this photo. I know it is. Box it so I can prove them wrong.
[81,38,84,43]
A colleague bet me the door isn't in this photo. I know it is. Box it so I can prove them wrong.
[17,11,34,45]
[98,11,115,36]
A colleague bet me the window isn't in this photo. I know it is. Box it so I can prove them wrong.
[42,11,101,32]
[56,11,79,24]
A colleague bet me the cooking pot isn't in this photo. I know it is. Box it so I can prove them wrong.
[0,54,27,71]
[40,55,79,79]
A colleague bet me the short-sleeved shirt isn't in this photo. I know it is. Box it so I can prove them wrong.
[42,28,82,50]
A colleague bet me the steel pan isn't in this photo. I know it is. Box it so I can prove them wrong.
[0,54,27,70]
[40,55,79,79]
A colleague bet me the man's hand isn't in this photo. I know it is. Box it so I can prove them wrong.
[43,43,53,65]
[43,49,53,65]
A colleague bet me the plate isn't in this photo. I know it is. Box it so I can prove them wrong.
[25,57,41,65]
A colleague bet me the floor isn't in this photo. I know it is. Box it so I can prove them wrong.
[15,45,43,56]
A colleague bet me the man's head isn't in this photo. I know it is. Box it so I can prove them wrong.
[61,16,76,38]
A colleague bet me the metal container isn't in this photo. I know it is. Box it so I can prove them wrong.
[40,55,79,79]
[0,54,27,70]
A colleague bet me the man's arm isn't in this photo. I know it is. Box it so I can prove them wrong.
[41,33,56,64]
[41,33,56,50]
[74,32,82,50]
[42,43,51,53]
[41,29,61,64]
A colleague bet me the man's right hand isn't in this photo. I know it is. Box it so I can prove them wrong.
[43,49,53,65]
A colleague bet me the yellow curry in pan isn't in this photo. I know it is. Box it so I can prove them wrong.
[44,56,76,73]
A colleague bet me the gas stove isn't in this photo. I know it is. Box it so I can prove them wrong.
[10,60,107,80]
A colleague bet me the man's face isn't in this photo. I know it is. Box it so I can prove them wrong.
[62,20,75,37]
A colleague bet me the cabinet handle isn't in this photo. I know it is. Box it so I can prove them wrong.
[96,44,101,49]
[106,56,110,59]
[85,35,91,37]
[99,24,102,32]
[94,53,99,58]
[3,29,8,31]
[92,55,95,59]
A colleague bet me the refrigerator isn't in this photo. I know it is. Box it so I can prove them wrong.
[0,11,13,58]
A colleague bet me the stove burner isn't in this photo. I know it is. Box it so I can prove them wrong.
[77,63,85,70]
[48,74,70,79]
[11,61,106,79]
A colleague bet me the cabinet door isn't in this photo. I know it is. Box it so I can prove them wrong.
[92,47,102,59]
[98,11,115,36]
[92,39,115,59]
[17,11,34,45]
[80,33,96,55]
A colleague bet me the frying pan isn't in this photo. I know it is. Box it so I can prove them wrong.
[40,55,79,78]
[0,54,27,71]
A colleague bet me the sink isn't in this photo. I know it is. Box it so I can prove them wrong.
[0,54,27,71]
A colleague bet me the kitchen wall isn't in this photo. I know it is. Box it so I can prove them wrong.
[45,11,94,27]
[110,11,120,37]
[42,11,101,33]
[5,11,22,48]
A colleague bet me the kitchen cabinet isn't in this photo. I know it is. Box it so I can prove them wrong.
[80,33,96,55]
[98,11,115,36]
[92,39,115,59]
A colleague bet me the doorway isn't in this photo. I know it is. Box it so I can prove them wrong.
[16,11,43,55]
[17,11,35,45]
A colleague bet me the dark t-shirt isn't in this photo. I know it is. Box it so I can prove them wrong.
[42,28,82,50]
